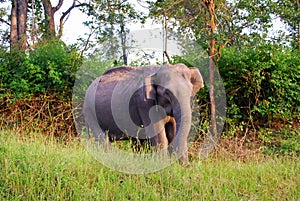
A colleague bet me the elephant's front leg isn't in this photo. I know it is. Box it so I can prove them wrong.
[147,119,168,150]
[164,116,176,144]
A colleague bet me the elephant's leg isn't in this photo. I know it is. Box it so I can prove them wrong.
[164,116,176,144]
[84,108,101,140]
[84,107,110,149]
[151,131,168,150]
[149,121,169,160]
[146,119,168,150]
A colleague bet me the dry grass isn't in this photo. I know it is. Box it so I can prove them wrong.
[0,95,76,139]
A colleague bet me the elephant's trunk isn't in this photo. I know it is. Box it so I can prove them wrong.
[173,100,192,164]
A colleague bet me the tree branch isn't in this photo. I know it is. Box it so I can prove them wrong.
[80,28,96,57]
[58,1,91,38]
[53,0,64,13]
[216,32,237,63]
[0,18,10,26]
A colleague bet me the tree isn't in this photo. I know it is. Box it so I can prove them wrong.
[10,0,28,51]
[42,0,90,38]
[41,0,63,37]
[1,0,91,51]
[205,0,218,145]
[78,0,143,63]
[271,0,300,49]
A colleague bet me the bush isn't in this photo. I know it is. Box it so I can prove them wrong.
[0,39,82,99]
[0,40,83,137]
[218,44,300,128]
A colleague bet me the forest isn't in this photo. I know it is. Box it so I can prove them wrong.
[0,0,299,199]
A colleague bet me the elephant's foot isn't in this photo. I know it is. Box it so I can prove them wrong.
[178,154,190,167]
[151,136,168,151]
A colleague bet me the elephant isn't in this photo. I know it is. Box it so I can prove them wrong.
[83,63,204,163]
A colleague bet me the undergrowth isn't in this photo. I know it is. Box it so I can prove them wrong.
[0,94,75,139]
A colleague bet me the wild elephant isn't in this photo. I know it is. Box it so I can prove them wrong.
[83,63,204,163]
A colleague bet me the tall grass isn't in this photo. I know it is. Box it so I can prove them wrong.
[0,131,299,200]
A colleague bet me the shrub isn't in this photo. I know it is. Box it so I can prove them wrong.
[218,44,300,128]
[0,39,82,99]
[0,40,82,137]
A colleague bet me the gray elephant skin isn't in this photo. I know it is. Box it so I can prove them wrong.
[83,63,204,163]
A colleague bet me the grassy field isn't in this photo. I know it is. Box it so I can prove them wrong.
[0,131,299,200]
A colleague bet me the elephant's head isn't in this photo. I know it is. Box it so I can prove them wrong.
[144,63,204,162]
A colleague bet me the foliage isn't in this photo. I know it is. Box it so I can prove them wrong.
[0,40,82,137]
[269,0,300,48]
[258,126,300,156]
[77,0,146,62]
[0,39,82,99]
[218,44,300,127]
[150,0,277,57]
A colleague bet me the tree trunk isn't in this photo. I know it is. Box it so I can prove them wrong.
[42,0,55,37]
[297,0,300,50]
[197,0,220,159]
[297,22,300,50]
[206,0,217,138]
[42,0,64,38]
[107,0,117,59]
[120,23,128,65]
[10,0,28,51]
[10,0,18,50]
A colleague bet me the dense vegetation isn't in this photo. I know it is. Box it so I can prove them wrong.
[1,40,82,98]
[219,44,299,127]
[1,41,299,155]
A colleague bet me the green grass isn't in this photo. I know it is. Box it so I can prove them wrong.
[0,131,299,200]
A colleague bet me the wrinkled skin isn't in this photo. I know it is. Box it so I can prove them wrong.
[83,63,204,163]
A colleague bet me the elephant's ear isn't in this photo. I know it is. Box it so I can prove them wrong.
[144,75,156,100]
[189,67,204,96]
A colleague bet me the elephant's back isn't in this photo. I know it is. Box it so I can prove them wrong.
[99,66,136,83]
[102,66,136,75]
